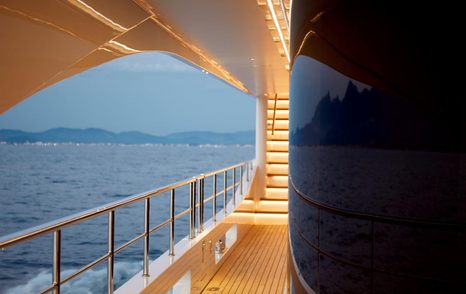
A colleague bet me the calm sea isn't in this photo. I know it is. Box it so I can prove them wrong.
[0,143,254,293]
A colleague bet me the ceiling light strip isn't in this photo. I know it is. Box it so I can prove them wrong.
[266,0,290,63]
[68,0,128,32]
[107,40,141,54]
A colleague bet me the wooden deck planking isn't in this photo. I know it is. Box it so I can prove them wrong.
[261,226,287,294]
[256,226,287,294]
[220,226,272,293]
[201,225,288,294]
[247,226,285,294]
[234,226,276,294]
[200,226,261,292]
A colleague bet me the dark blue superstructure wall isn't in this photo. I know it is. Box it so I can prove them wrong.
[288,1,466,293]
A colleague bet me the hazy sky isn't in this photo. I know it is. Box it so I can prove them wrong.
[0,53,255,135]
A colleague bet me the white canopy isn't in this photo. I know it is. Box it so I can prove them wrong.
[0,0,290,113]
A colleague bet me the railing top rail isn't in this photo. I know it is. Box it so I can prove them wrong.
[0,160,251,249]
[290,176,466,228]
[202,162,244,177]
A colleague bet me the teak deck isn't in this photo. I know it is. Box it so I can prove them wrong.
[201,225,288,294]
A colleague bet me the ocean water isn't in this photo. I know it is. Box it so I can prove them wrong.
[0,143,254,293]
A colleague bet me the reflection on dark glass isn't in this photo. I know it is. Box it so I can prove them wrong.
[288,53,466,294]
[290,55,465,152]
[290,55,466,221]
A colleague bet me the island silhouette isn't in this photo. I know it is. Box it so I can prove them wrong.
[291,81,465,152]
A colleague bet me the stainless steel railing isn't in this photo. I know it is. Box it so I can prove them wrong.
[0,160,254,294]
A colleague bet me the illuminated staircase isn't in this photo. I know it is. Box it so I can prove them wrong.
[235,95,289,217]
[232,0,290,217]
[261,95,289,213]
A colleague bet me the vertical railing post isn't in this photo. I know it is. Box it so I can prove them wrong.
[189,181,196,239]
[223,170,227,213]
[316,208,320,291]
[193,180,198,235]
[232,168,236,206]
[371,220,375,293]
[53,230,61,294]
[240,165,244,195]
[213,174,217,222]
[107,211,115,294]
[198,175,205,232]
[143,198,150,277]
[246,162,250,182]
[169,189,175,256]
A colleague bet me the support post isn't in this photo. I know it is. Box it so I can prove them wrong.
[253,95,267,202]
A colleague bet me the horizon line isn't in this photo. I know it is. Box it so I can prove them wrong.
[0,127,256,136]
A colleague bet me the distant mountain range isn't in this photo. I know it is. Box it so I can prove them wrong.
[0,128,255,145]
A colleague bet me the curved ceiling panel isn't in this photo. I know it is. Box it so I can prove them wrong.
[0,0,289,113]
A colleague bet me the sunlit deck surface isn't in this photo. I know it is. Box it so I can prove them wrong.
[202,225,288,294]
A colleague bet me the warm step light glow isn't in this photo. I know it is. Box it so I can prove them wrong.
[236,199,288,213]
[267,163,289,175]
[265,187,288,200]
[267,152,288,164]
[267,141,289,152]
[267,175,288,187]
[256,200,288,213]
[267,131,289,141]
[267,100,289,109]
[267,109,288,119]
[267,120,289,130]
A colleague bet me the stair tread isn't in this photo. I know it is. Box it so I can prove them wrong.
[266,165,288,175]
[267,112,288,119]
[266,151,288,164]
[267,97,289,100]
[268,107,289,110]
[267,148,289,152]
[267,139,288,142]
[265,187,288,200]
[234,210,288,215]
[267,131,288,134]
[237,199,288,213]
